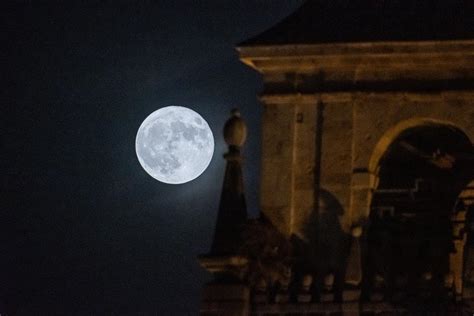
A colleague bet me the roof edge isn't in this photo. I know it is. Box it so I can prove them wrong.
[237,39,474,59]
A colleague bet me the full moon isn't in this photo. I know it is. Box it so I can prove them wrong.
[135,106,214,184]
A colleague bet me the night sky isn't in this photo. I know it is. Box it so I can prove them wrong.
[3,1,303,314]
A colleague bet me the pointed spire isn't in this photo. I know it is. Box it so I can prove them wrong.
[210,109,248,255]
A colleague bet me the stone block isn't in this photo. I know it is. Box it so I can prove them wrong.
[342,289,361,302]
[320,293,335,302]
[297,292,312,303]
[369,292,384,302]
[274,292,290,304]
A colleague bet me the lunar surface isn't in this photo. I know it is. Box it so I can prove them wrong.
[135,106,214,184]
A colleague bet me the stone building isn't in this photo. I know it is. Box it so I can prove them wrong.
[199,1,474,315]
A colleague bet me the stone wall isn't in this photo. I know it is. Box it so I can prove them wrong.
[240,40,474,235]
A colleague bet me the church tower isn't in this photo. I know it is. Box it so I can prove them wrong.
[200,1,474,315]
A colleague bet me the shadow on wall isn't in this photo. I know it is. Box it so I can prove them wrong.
[292,189,350,292]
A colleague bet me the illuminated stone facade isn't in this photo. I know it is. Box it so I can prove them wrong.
[200,1,474,315]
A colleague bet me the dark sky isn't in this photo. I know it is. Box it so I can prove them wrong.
[2,1,303,314]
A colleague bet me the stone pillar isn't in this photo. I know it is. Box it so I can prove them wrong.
[342,226,362,316]
[253,278,268,304]
[260,102,297,236]
[345,226,363,287]
[320,273,335,302]
[450,208,467,300]
[350,171,373,222]
[297,274,313,303]
[464,205,474,300]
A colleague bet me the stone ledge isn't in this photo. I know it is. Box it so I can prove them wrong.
[198,255,248,274]
[238,40,474,60]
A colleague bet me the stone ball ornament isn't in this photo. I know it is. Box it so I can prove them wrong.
[135,106,214,184]
[351,226,363,238]
[224,109,247,147]
[324,273,335,289]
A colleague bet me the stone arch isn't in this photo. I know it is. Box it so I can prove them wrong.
[367,118,472,197]
[364,118,473,302]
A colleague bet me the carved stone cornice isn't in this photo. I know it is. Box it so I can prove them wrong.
[239,40,474,94]
[238,40,474,70]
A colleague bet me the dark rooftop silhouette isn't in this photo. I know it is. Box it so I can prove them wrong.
[240,0,474,46]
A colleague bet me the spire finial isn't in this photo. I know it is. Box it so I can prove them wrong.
[208,108,248,256]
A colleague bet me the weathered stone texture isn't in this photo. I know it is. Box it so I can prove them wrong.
[247,39,474,231]
[291,102,317,239]
[320,101,354,230]
[352,92,474,171]
[260,103,296,235]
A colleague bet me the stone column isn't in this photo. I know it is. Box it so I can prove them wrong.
[450,208,467,300]
[342,226,362,316]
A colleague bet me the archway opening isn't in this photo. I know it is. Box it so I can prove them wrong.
[366,123,473,306]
